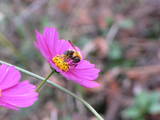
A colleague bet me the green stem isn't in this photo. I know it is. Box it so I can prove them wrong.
[36,71,54,92]
[0,60,104,120]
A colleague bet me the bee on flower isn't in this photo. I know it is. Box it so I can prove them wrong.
[35,27,100,88]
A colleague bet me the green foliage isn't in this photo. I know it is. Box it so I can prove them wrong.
[62,116,72,120]
[16,25,26,39]
[143,21,160,39]
[41,17,51,27]
[106,17,115,27]
[76,37,90,47]
[106,41,135,70]
[122,91,160,120]
[108,41,123,60]
[119,19,134,29]
[150,104,160,114]
[123,107,141,119]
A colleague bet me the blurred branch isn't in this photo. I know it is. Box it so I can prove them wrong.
[125,65,160,80]
[13,0,48,26]
[105,96,122,120]
[76,91,87,114]
[82,40,95,57]
[82,23,120,56]
[105,23,120,46]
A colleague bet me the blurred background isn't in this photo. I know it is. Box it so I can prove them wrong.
[0,0,160,120]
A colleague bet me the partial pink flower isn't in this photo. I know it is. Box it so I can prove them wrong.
[35,27,100,88]
[0,64,38,110]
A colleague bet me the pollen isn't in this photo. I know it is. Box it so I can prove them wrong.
[52,56,69,72]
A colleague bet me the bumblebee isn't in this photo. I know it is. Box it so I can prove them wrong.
[64,40,82,63]
[64,50,81,63]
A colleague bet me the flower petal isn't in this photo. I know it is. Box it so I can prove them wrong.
[80,80,100,88]
[43,27,60,57]
[35,27,60,60]
[56,39,72,55]
[61,60,100,88]
[0,100,18,110]
[0,81,38,108]
[35,27,83,62]
[0,64,20,90]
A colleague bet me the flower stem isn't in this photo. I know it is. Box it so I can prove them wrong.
[36,71,54,92]
[0,60,104,120]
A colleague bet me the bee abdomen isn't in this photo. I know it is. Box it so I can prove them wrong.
[72,56,81,63]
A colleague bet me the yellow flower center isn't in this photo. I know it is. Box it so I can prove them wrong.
[52,55,69,72]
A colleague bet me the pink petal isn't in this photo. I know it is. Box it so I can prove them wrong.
[0,64,20,90]
[35,27,83,61]
[56,39,72,55]
[61,60,100,88]
[0,81,38,108]
[35,28,73,62]
[35,30,54,60]
[56,39,83,57]
[43,27,59,57]
[0,100,19,110]
[80,80,100,88]
[35,27,61,60]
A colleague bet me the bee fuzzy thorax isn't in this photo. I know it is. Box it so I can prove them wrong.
[73,51,82,59]
[65,50,82,61]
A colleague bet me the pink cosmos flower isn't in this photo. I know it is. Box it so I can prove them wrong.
[35,27,100,88]
[0,64,38,110]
